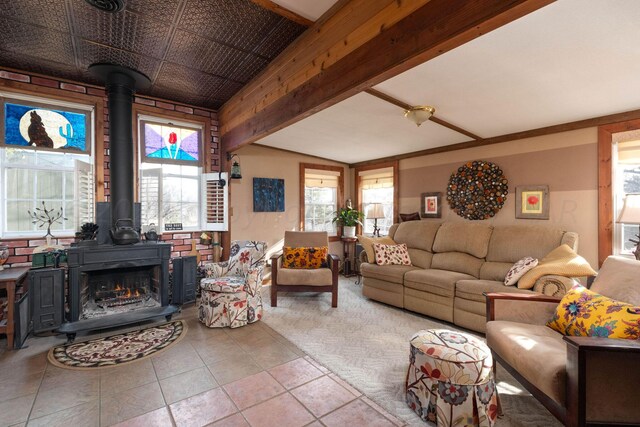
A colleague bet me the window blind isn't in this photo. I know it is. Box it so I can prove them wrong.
[359,167,394,189]
[305,169,340,188]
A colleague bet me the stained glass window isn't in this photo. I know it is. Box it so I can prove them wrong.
[141,120,200,164]
[2,99,89,153]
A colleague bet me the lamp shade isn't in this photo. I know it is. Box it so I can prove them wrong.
[617,194,640,224]
[404,106,435,127]
[367,203,385,219]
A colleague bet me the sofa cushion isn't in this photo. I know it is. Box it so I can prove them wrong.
[504,257,538,286]
[404,269,474,296]
[486,321,566,405]
[407,249,433,269]
[590,256,640,305]
[392,221,441,252]
[479,261,513,281]
[431,252,483,277]
[432,222,493,258]
[277,268,333,286]
[357,235,396,264]
[373,243,411,266]
[486,225,566,263]
[456,279,534,303]
[547,284,640,339]
[360,263,419,284]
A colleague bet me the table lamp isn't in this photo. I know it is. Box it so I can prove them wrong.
[367,203,385,237]
[617,193,640,260]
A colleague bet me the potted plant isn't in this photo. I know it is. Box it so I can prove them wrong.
[332,207,364,238]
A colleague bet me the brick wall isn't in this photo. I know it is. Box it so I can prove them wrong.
[0,69,221,268]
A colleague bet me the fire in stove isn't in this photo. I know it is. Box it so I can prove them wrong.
[95,283,150,308]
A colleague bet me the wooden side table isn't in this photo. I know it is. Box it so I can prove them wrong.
[341,237,358,277]
[0,266,30,350]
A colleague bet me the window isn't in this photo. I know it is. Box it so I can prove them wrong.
[613,137,640,256]
[139,117,203,231]
[355,162,398,236]
[138,115,228,232]
[300,163,344,238]
[0,94,94,237]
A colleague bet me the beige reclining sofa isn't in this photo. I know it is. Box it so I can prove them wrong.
[360,221,578,332]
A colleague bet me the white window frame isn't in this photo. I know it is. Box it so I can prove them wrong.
[612,139,640,257]
[0,91,95,238]
[299,163,344,240]
[137,115,206,232]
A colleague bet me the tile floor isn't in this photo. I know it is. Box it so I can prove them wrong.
[0,306,405,427]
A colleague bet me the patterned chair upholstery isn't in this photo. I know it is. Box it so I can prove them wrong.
[198,240,267,328]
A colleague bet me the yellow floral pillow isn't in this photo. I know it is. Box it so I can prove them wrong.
[282,246,328,269]
[547,284,640,339]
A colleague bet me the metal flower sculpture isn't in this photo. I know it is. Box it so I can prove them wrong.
[27,201,67,238]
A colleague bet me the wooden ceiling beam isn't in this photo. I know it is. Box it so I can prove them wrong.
[249,0,314,27]
[220,0,554,153]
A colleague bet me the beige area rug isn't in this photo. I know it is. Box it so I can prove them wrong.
[262,278,561,427]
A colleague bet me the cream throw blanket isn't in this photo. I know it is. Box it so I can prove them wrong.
[517,244,596,289]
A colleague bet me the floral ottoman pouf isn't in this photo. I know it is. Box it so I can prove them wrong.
[406,329,499,426]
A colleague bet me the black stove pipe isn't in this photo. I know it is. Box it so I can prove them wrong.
[89,64,151,245]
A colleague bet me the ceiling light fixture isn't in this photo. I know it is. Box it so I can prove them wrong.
[404,105,435,127]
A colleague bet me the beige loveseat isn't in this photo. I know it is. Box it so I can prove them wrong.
[360,221,579,332]
[485,256,640,426]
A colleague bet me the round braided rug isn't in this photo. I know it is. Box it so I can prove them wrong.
[48,320,186,370]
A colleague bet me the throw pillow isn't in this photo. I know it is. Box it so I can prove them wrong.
[547,284,640,339]
[399,212,421,222]
[357,235,395,263]
[282,246,328,269]
[373,243,412,266]
[504,257,538,286]
[517,244,596,290]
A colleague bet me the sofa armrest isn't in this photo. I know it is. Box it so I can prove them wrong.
[564,336,640,425]
[485,292,561,325]
[532,275,577,297]
[358,250,370,264]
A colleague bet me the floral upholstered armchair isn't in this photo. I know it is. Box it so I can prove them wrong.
[198,240,267,328]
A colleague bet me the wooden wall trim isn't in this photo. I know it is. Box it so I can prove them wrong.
[220,0,552,153]
[597,118,640,267]
[253,143,349,165]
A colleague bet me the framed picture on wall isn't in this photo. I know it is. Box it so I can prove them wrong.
[516,185,550,219]
[421,192,442,218]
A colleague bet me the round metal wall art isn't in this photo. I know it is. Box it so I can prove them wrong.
[446,160,508,220]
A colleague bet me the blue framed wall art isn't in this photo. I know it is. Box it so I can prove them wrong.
[253,178,285,212]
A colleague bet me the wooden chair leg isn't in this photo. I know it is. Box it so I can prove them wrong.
[331,284,338,308]
[271,284,277,307]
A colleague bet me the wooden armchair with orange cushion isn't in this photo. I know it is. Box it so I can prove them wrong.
[270,231,339,307]
[485,256,640,426]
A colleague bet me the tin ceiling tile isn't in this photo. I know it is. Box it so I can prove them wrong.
[75,39,161,81]
[166,29,247,80]
[155,62,225,99]
[179,0,280,52]
[72,4,171,59]
[149,85,210,108]
[0,49,81,82]
[0,18,76,65]
[0,0,70,32]
[125,0,183,21]
[233,54,269,84]
[212,80,244,102]
[253,18,306,59]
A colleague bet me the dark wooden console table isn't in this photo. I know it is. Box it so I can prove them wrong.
[0,267,30,350]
